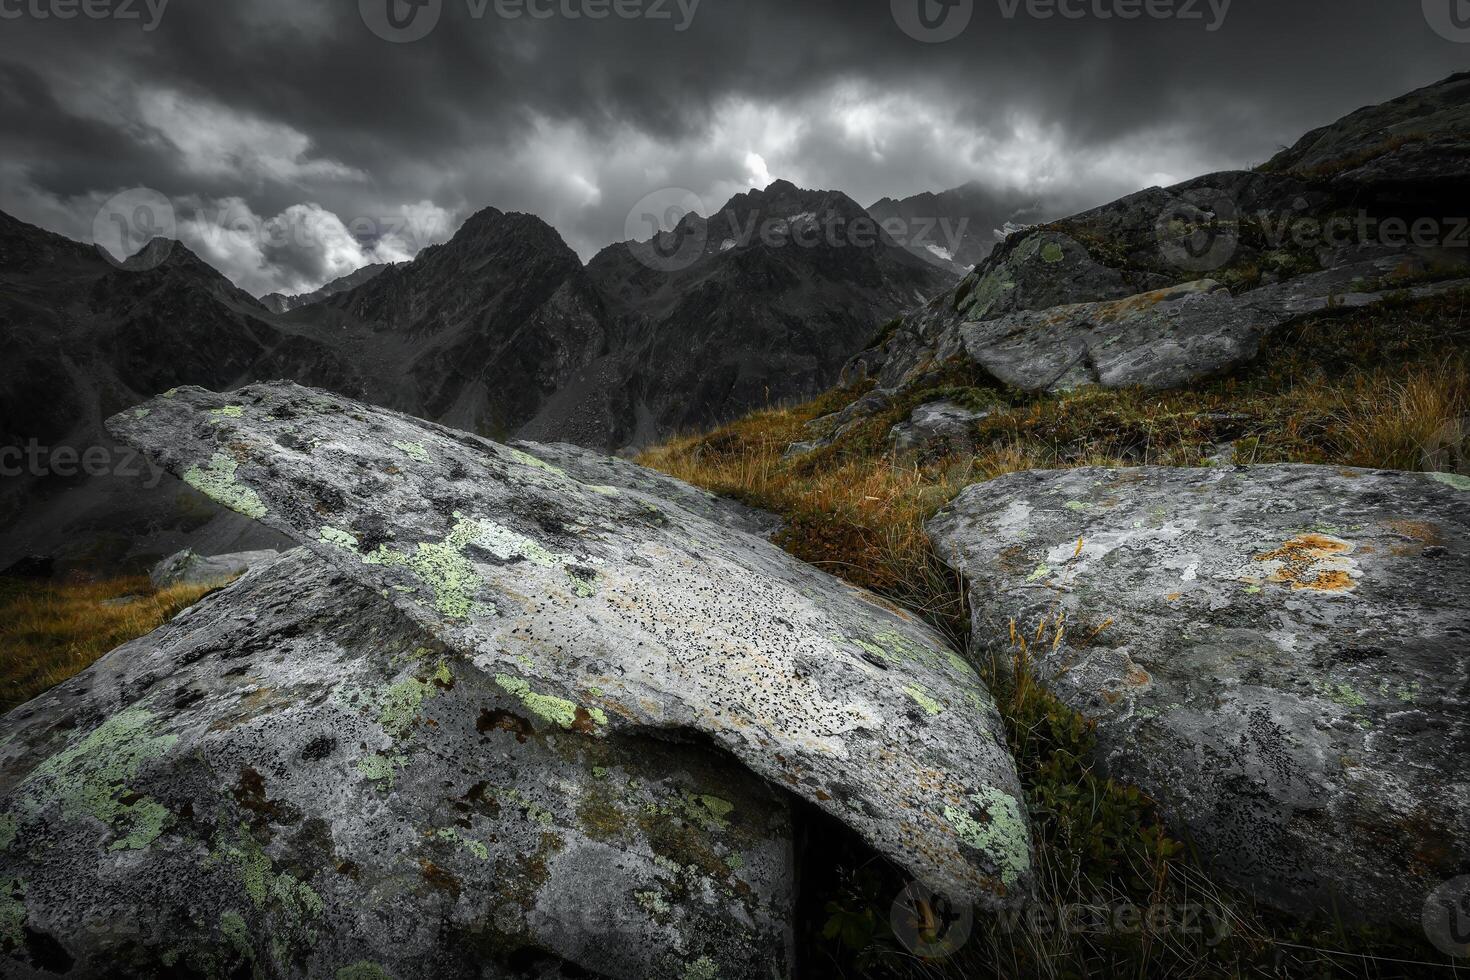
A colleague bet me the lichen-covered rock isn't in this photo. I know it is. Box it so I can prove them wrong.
[955,273,1470,393]
[888,401,994,458]
[846,230,1164,391]
[148,547,279,588]
[928,465,1470,926]
[0,550,796,979]
[106,382,1032,910]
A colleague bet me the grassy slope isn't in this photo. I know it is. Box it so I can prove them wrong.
[0,576,230,713]
[641,290,1470,978]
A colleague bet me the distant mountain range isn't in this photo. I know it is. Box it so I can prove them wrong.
[260,263,392,314]
[0,179,955,570]
[867,182,1048,275]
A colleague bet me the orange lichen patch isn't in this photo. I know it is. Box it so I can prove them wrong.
[1383,520,1443,546]
[1256,533,1353,563]
[1166,593,1182,603]
[1123,665,1152,688]
[1294,570,1357,592]
[1254,534,1361,593]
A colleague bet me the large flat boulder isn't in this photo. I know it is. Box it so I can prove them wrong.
[0,550,795,979]
[928,465,1470,926]
[105,382,1032,910]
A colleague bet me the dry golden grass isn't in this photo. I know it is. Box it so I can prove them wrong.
[1334,361,1469,471]
[0,576,228,712]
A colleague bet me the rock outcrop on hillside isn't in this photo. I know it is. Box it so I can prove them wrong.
[928,464,1470,926]
[843,73,1470,414]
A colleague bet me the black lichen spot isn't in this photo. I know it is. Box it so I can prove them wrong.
[350,513,395,554]
[299,735,337,762]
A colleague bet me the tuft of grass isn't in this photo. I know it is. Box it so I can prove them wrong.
[641,290,1470,977]
[0,575,229,712]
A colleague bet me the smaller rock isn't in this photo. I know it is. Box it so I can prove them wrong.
[889,401,994,457]
[786,387,900,456]
[148,548,278,589]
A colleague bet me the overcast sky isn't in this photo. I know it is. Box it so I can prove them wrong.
[1,0,1464,296]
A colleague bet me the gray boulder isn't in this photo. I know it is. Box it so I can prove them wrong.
[786,387,899,457]
[889,401,994,457]
[928,464,1470,926]
[148,547,280,589]
[848,229,1165,391]
[104,382,1032,912]
[956,272,1470,394]
[0,550,795,979]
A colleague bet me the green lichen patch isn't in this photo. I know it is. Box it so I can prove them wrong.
[943,787,1031,887]
[356,753,405,787]
[377,667,449,741]
[435,827,490,860]
[494,675,606,731]
[682,794,734,833]
[209,405,245,420]
[683,955,720,980]
[183,452,268,520]
[1041,243,1066,264]
[505,447,567,478]
[391,440,431,463]
[19,707,177,851]
[363,514,569,619]
[218,824,323,957]
[319,526,360,552]
[219,909,252,961]
[1429,471,1470,491]
[0,812,15,851]
[904,684,946,716]
[0,878,24,951]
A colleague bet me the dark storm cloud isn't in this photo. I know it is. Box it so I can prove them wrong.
[1,0,1464,294]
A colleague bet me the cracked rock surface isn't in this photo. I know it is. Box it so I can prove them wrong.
[929,464,1470,925]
